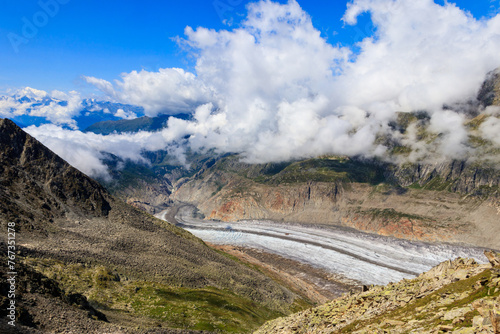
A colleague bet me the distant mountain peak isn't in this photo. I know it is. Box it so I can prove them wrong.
[13,86,49,101]
[0,89,146,129]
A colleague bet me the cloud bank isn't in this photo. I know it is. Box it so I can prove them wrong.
[0,88,83,128]
[24,124,184,179]
[84,68,213,115]
[14,0,500,176]
[0,87,145,129]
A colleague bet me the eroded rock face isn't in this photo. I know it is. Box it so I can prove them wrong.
[386,160,500,195]
[124,182,172,215]
[255,257,500,334]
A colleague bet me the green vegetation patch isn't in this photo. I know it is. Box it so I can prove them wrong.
[407,175,454,192]
[23,257,287,333]
[253,157,386,185]
[465,114,488,131]
[390,145,412,156]
[361,208,430,222]
[129,285,282,332]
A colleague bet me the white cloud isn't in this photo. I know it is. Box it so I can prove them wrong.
[32,90,82,128]
[82,77,116,97]
[25,124,111,179]
[22,0,500,175]
[338,0,500,112]
[14,87,48,100]
[0,97,29,117]
[480,116,500,146]
[114,108,137,119]
[428,109,470,159]
[0,88,83,128]
[83,68,213,116]
[182,0,500,162]
[24,123,192,179]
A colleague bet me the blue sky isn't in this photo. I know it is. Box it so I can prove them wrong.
[1,0,496,93]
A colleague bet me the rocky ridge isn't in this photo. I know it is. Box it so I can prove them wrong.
[0,119,111,231]
[255,252,500,334]
[478,68,500,107]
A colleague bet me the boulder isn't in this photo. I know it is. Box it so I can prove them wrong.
[485,250,500,267]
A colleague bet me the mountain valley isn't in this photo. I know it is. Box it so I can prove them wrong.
[1,69,500,333]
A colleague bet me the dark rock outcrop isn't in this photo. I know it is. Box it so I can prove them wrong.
[478,68,500,107]
[0,118,111,231]
[485,251,500,267]
[386,160,499,196]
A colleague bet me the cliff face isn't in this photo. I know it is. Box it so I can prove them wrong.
[387,160,500,195]
[172,156,500,248]
[256,254,500,334]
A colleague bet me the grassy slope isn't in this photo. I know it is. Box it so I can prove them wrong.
[11,198,310,333]
[23,257,305,332]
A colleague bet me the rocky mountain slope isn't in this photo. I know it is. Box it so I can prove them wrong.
[478,68,500,107]
[256,252,500,334]
[0,118,112,231]
[0,118,308,333]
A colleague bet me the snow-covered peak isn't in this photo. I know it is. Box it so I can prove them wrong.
[0,87,145,130]
[13,87,49,101]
